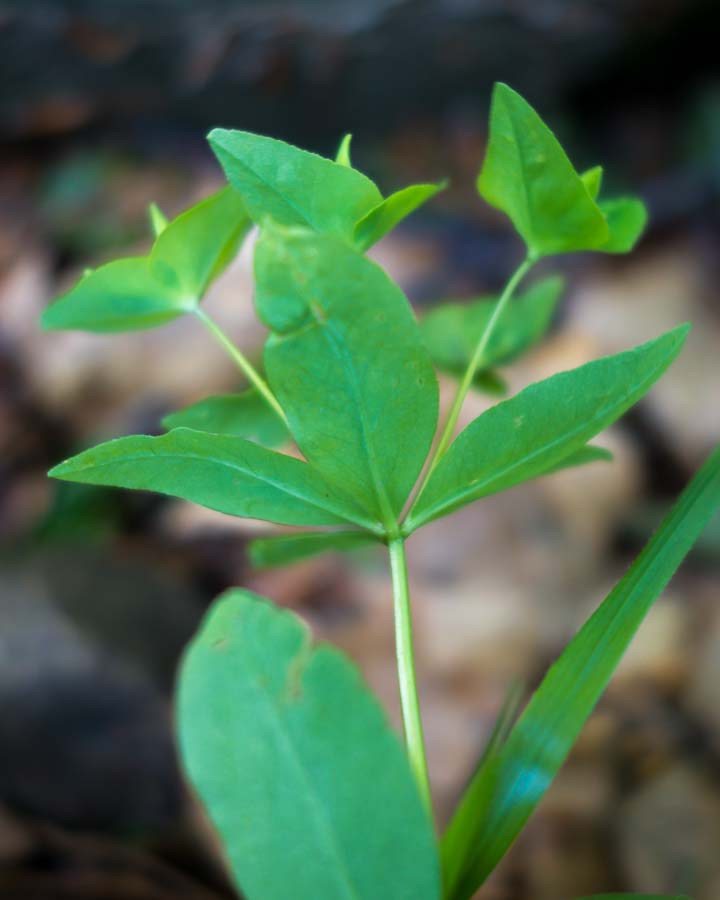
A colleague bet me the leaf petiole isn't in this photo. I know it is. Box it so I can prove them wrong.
[387,536,433,820]
[193,307,287,425]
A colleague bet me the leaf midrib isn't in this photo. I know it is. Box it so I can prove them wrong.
[501,92,535,252]
[232,633,363,900]
[317,315,398,527]
[62,446,373,529]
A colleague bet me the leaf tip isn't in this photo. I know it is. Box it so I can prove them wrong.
[335,132,353,167]
[47,459,71,480]
[206,126,227,146]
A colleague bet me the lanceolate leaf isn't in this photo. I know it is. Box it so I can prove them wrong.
[255,224,438,527]
[49,428,378,530]
[354,181,447,251]
[178,590,441,900]
[249,530,379,568]
[406,326,688,531]
[209,129,382,240]
[420,276,564,379]
[42,258,189,333]
[441,446,720,900]
[210,130,441,249]
[478,83,609,258]
[162,390,289,448]
[42,188,250,333]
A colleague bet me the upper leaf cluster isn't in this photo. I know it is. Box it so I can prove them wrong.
[46,83,665,557]
[479,83,647,259]
[42,187,250,332]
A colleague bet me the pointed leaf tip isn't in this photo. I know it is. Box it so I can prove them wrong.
[479,83,610,258]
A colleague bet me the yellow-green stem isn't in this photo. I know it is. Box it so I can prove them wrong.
[412,256,535,504]
[194,308,287,424]
[388,536,433,818]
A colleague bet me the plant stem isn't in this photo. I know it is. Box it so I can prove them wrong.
[194,308,287,424]
[388,536,433,818]
[411,255,535,504]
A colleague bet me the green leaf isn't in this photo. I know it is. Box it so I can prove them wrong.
[597,197,648,253]
[209,129,382,240]
[178,589,441,900]
[420,275,564,380]
[49,428,378,530]
[354,181,447,251]
[255,224,438,526]
[441,681,523,897]
[335,133,353,167]
[580,165,604,200]
[478,83,609,258]
[42,187,251,333]
[249,530,379,567]
[162,390,289,448]
[210,129,442,248]
[42,258,189,333]
[407,326,688,531]
[148,201,169,236]
[441,446,720,900]
[150,186,250,297]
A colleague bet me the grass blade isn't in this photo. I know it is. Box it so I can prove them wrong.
[442,446,720,900]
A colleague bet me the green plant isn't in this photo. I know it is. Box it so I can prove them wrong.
[43,83,716,900]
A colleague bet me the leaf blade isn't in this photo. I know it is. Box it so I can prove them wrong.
[42,188,250,333]
[150,186,251,298]
[442,446,720,899]
[407,326,688,530]
[49,428,378,530]
[478,83,609,258]
[354,181,446,250]
[178,589,441,900]
[255,224,438,525]
[41,257,188,333]
[209,129,382,240]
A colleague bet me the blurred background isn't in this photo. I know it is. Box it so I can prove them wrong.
[1,2,719,898]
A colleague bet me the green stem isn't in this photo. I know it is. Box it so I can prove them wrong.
[194,308,287,424]
[410,256,535,506]
[388,536,433,818]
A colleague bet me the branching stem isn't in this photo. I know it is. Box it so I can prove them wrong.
[194,308,287,424]
[410,255,535,504]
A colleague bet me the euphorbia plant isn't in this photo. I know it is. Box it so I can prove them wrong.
[43,84,715,900]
